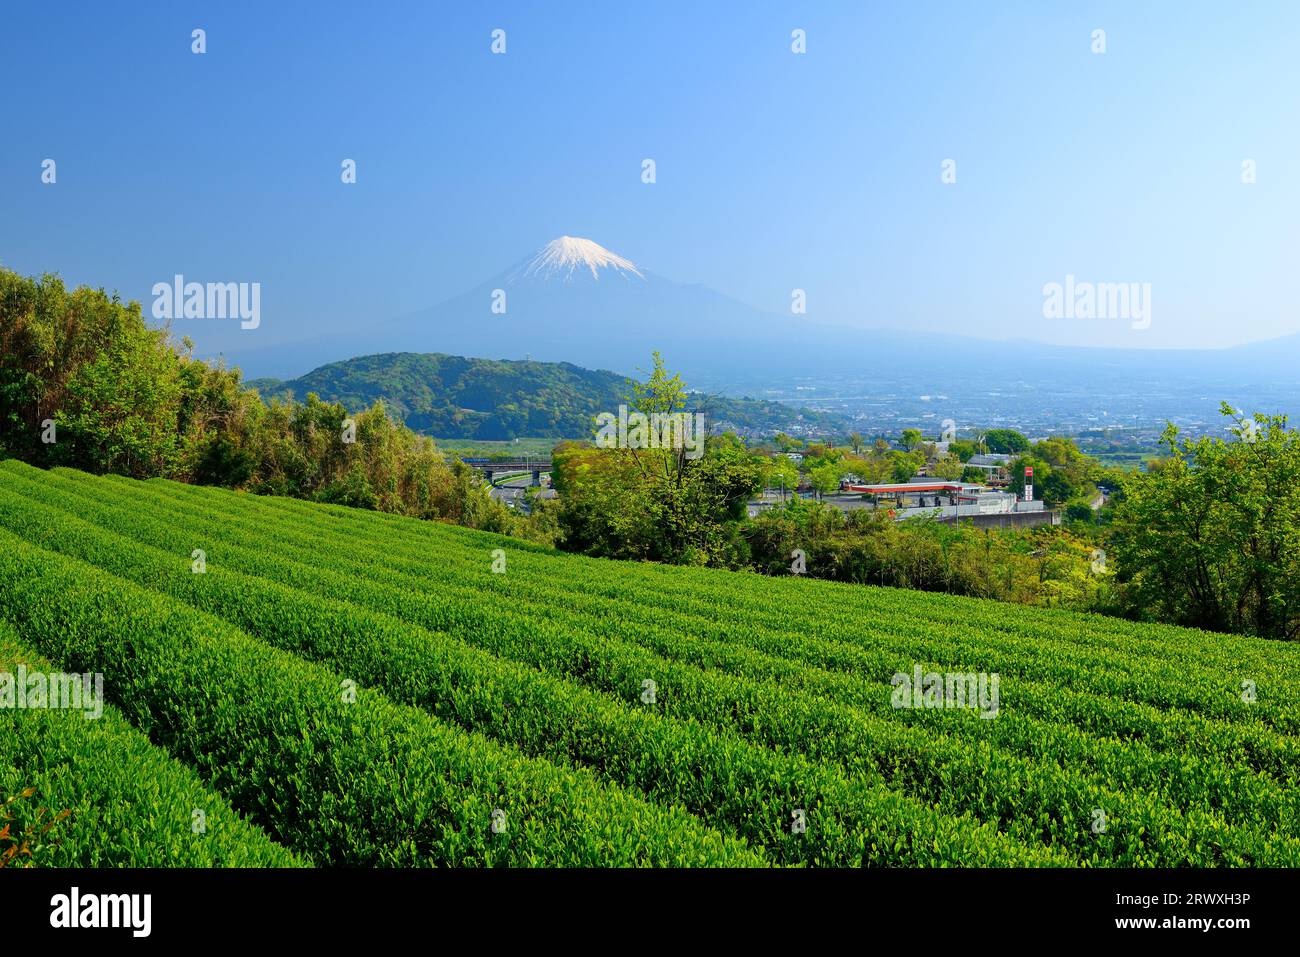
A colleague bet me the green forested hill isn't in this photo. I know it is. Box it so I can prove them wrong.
[245,352,843,440]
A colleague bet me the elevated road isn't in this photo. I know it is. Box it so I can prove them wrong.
[461,458,553,487]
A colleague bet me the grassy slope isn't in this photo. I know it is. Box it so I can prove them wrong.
[0,621,302,867]
[0,459,1297,866]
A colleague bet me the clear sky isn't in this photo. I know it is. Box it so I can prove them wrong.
[2,0,1296,354]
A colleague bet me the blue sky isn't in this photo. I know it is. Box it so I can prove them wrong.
[2,0,1296,355]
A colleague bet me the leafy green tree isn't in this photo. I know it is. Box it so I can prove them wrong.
[984,429,1030,454]
[1063,500,1096,524]
[1009,454,1074,506]
[809,461,843,499]
[1004,437,1100,507]
[900,428,923,452]
[194,434,257,487]
[1109,405,1300,639]
[949,439,981,462]
[58,327,186,477]
[890,450,925,483]
[930,453,965,481]
[554,355,760,566]
[764,455,799,500]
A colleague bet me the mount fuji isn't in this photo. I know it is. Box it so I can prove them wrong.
[513,236,645,282]
[216,237,803,380]
[374,236,798,375]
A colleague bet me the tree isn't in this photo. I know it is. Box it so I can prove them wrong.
[847,431,865,455]
[1003,437,1099,508]
[1063,500,1096,524]
[809,461,843,499]
[764,455,799,500]
[1109,405,1300,640]
[930,453,965,481]
[1,271,190,472]
[984,429,1030,454]
[890,450,925,483]
[900,428,923,452]
[554,354,760,566]
[1008,455,1050,501]
[59,325,187,477]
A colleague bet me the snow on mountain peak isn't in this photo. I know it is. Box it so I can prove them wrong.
[523,236,644,281]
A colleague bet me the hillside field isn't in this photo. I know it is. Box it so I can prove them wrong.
[0,458,1298,867]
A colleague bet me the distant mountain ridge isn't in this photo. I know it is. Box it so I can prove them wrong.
[246,352,846,440]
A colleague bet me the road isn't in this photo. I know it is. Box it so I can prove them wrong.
[488,476,555,513]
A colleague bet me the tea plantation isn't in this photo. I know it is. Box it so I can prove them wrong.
[1,459,1297,866]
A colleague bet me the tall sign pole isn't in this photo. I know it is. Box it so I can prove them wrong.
[1024,465,1034,502]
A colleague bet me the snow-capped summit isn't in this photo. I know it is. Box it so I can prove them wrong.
[520,236,645,282]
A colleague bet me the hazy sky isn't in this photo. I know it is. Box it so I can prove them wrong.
[2,1,1296,355]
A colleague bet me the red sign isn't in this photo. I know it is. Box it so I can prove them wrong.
[1025,466,1034,477]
